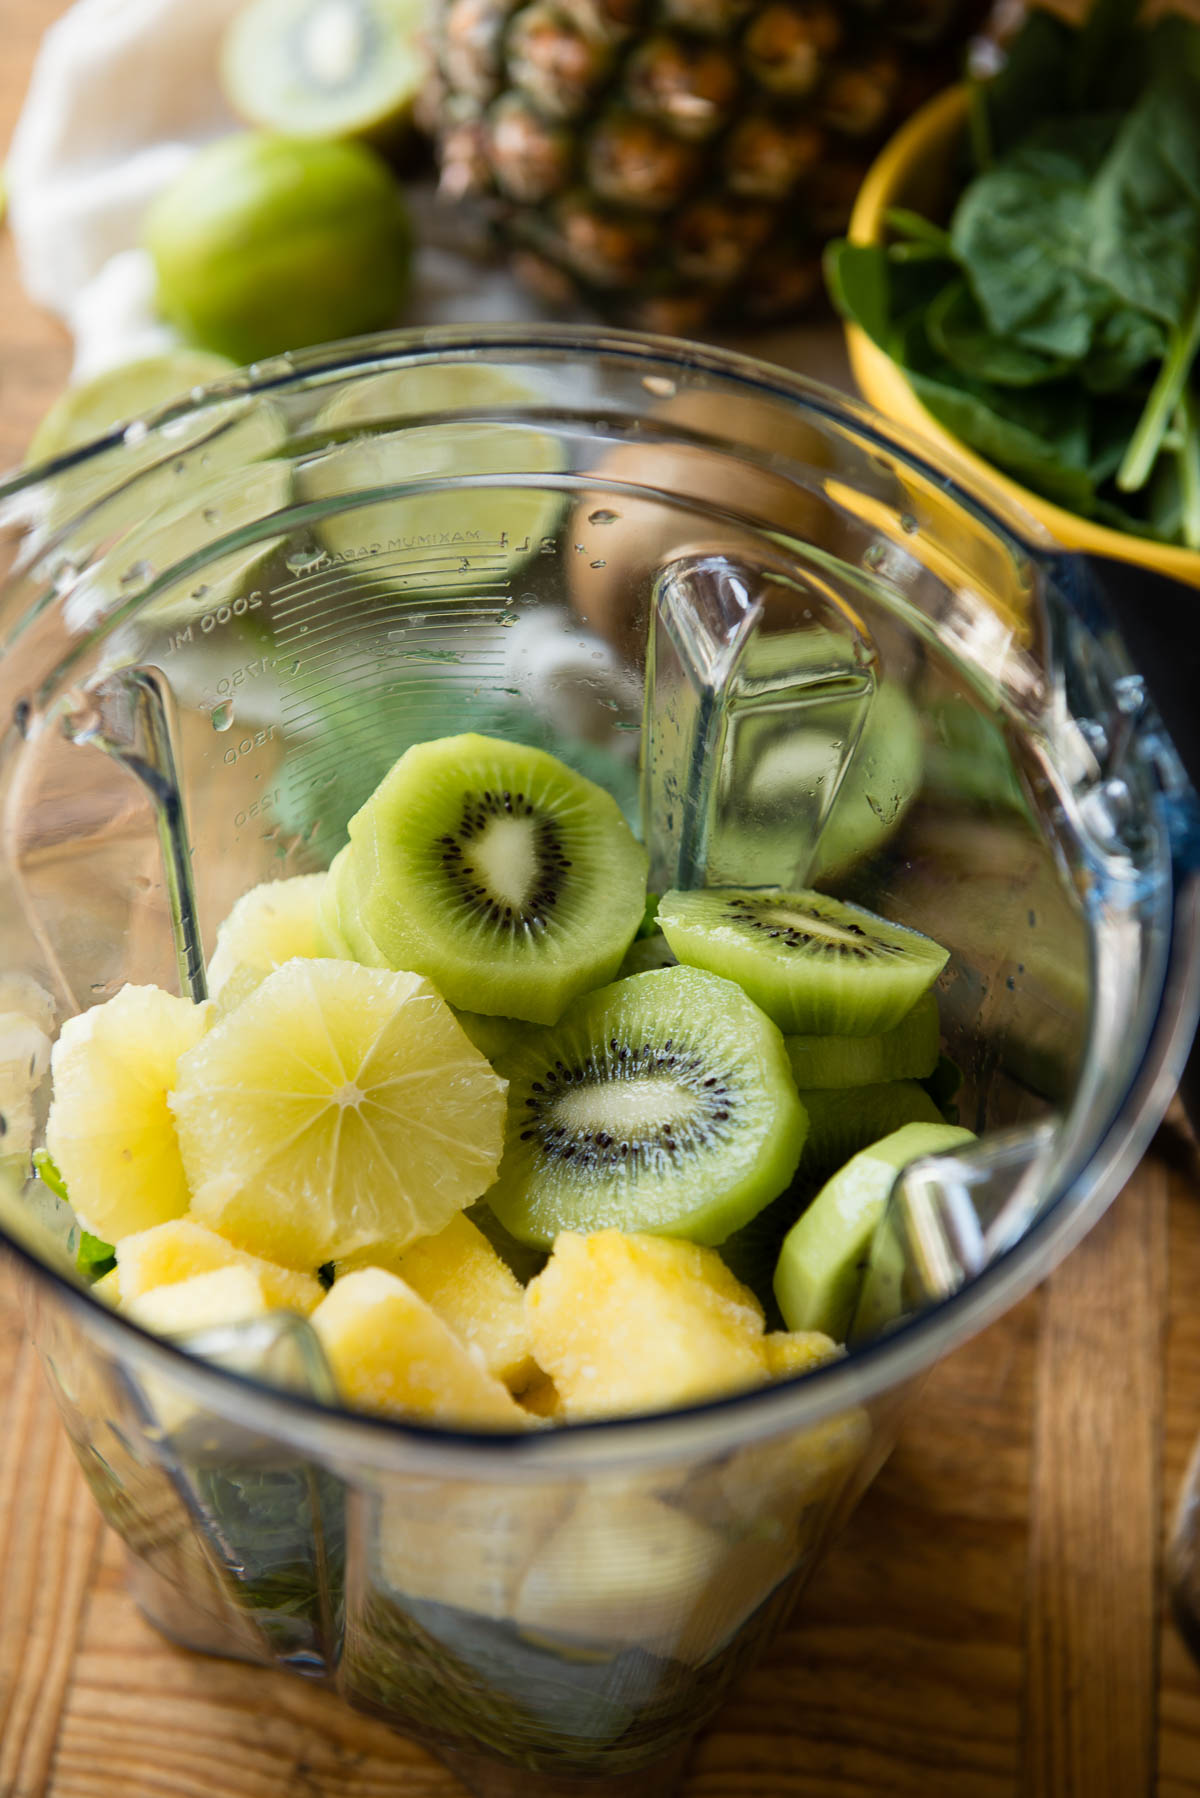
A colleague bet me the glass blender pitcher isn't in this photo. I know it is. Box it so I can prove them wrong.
[0,327,1197,1798]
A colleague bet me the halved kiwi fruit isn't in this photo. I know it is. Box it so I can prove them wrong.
[221,0,427,145]
[485,965,808,1248]
[658,887,949,1037]
[344,734,649,1023]
[784,989,940,1090]
[774,1122,975,1342]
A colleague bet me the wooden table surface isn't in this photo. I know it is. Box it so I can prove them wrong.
[3,5,1200,1795]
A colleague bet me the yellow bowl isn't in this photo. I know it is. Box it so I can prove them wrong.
[845,84,1200,589]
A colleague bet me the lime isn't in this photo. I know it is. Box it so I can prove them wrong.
[170,958,508,1269]
[26,350,236,467]
[144,132,413,366]
[301,363,564,588]
[221,0,427,145]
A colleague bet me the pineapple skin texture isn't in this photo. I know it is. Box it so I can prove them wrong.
[116,1218,323,1317]
[426,0,991,331]
[311,1266,530,1428]
[374,1213,538,1390]
[525,1229,768,1418]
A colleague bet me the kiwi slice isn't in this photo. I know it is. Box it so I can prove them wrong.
[617,931,677,979]
[657,887,949,1037]
[317,846,387,964]
[345,734,649,1024]
[774,1122,976,1342]
[797,1081,944,1185]
[221,0,427,144]
[784,989,940,1090]
[453,1009,531,1064]
[485,965,808,1248]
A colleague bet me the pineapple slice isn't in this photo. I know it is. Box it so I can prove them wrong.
[125,1264,271,1335]
[763,1330,842,1378]
[45,985,211,1241]
[525,1230,768,1420]
[371,1214,536,1390]
[116,1218,323,1316]
[206,873,330,1011]
[518,1375,563,1420]
[310,1266,529,1429]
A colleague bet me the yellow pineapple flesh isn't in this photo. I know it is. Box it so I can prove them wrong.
[310,1265,529,1428]
[371,1213,537,1390]
[525,1229,768,1418]
[125,1264,272,1336]
[116,1217,323,1316]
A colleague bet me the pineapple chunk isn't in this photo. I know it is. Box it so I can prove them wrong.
[117,1218,322,1316]
[525,1231,767,1420]
[763,1330,842,1378]
[311,1266,528,1429]
[518,1375,563,1420]
[376,1480,569,1619]
[125,1264,271,1335]
[206,873,331,1010]
[372,1213,536,1389]
[45,985,210,1241]
[91,1267,121,1306]
[512,1489,725,1657]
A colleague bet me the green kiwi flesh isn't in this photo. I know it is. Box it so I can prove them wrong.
[774,1122,975,1342]
[220,0,427,143]
[785,989,940,1089]
[485,965,808,1248]
[658,887,949,1036]
[345,734,649,1024]
[797,1081,945,1185]
[617,931,677,978]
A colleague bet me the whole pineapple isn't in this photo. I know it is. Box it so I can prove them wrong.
[425,0,991,332]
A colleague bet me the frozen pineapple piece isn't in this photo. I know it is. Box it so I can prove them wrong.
[311,1266,528,1429]
[45,985,211,1241]
[763,1330,842,1378]
[373,1213,536,1389]
[126,1264,272,1335]
[517,1375,563,1420]
[376,1480,570,1620]
[91,1267,121,1306]
[207,873,331,1010]
[117,1217,323,1316]
[512,1489,726,1657]
[525,1230,767,1420]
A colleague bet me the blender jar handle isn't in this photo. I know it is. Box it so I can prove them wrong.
[1050,550,1200,1133]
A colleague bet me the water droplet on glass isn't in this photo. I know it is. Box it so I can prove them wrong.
[120,559,153,587]
[174,460,187,477]
[900,513,918,535]
[203,507,218,525]
[588,509,619,526]
[123,421,149,447]
[590,559,607,569]
[642,375,676,398]
[286,547,326,575]
[210,701,234,732]
[191,583,210,600]
[863,544,886,570]
[498,609,519,626]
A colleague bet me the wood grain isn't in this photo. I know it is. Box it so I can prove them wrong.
[3,3,1200,1794]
